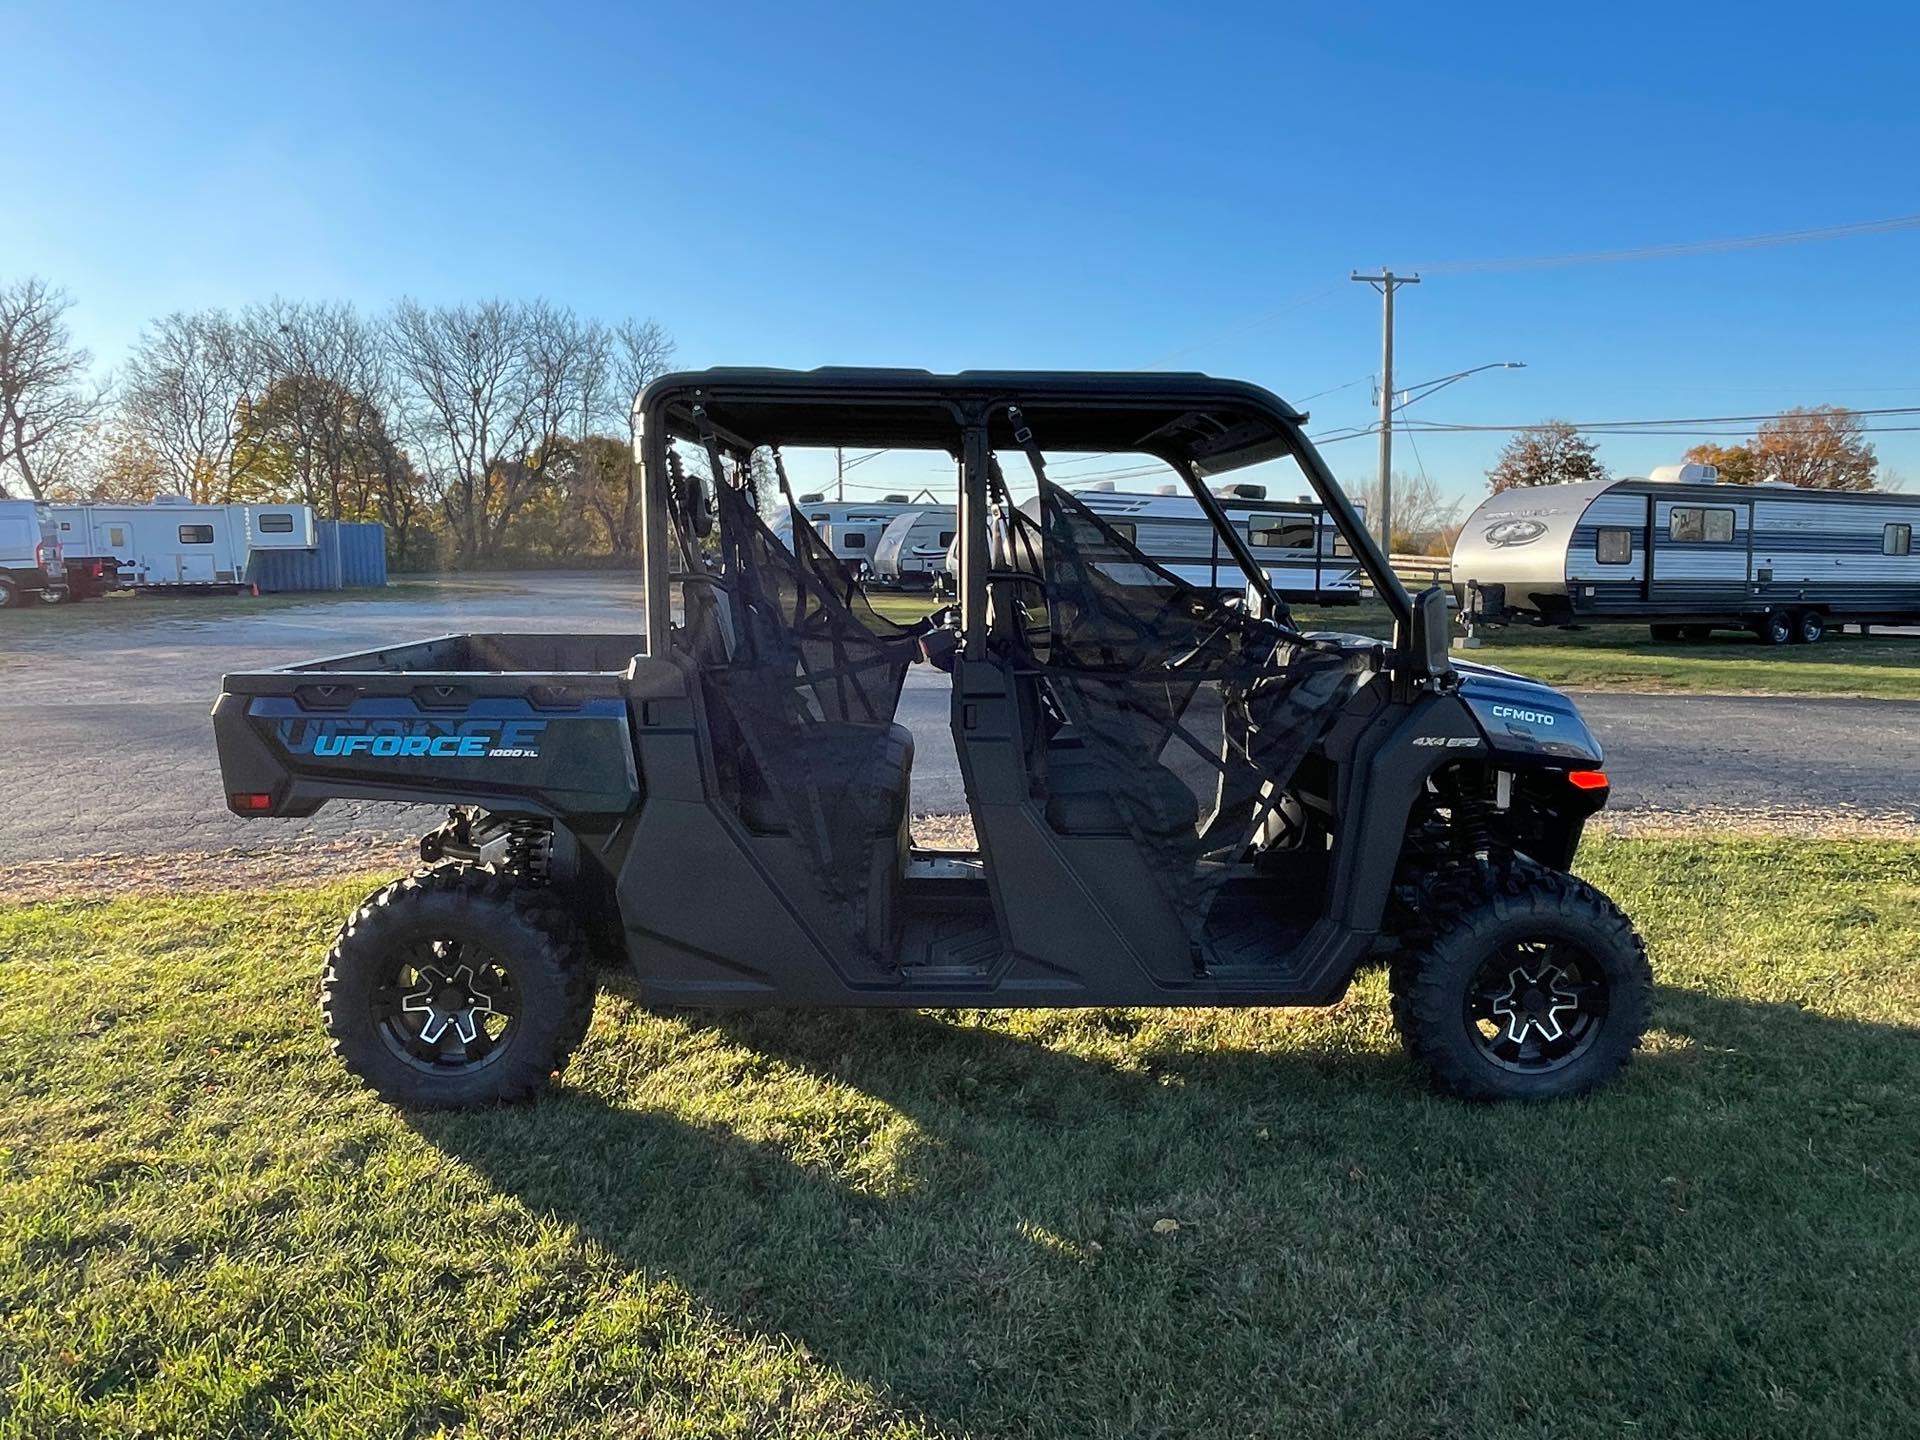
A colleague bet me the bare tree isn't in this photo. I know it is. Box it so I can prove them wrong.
[388,299,543,562]
[582,318,675,557]
[0,278,108,500]
[1351,470,1463,554]
[118,309,271,501]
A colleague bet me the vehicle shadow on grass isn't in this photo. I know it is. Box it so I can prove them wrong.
[413,983,1920,1434]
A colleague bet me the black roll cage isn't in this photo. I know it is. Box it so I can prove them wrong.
[634,368,1411,663]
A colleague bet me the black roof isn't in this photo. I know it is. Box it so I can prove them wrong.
[638,367,1306,461]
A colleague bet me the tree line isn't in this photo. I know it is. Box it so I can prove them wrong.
[1487,406,1887,494]
[0,277,675,566]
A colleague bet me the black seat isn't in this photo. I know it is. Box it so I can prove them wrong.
[740,721,914,839]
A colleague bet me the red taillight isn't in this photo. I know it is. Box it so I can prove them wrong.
[229,792,275,814]
[1567,770,1609,791]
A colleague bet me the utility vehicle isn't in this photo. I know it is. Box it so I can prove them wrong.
[212,368,1651,1108]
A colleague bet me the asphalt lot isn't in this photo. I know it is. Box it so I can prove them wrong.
[3,572,1918,866]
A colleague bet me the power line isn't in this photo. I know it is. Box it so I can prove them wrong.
[1412,213,1920,275]
[1400,404,1920,433]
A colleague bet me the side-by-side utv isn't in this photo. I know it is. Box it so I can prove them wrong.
[212,368,1651,1106]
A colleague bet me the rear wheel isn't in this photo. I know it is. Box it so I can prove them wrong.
[1390,862,1652,1101]
[0,580,14,610]
[1756,611,1793,646]
[321,866,596,1108]
[1682,624,1714,641]
[1793,610,1826,645]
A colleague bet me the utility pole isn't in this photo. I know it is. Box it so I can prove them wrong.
[1350,270,1420,556]
[835,446,845,502]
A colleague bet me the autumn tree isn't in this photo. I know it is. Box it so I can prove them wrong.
[1487,421,1608,493]
[1748,406,1877,490]
[1681,441,1759,486]
[0,278,108,499]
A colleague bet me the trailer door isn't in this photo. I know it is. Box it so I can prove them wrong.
[173,521,220,582]
[1649,497,1751,607]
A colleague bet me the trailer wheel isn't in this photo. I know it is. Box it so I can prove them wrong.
[1648,623,1683,642]
[1389,861,1652,1102]
[321,866,596,1108]
[0,580,14,610]
[1681,624,1714,641]
[1757,611,1793,646]
[1792,610,1825,645]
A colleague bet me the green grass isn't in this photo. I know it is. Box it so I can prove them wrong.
[867,593,1920,697]
[1292,600,1920,697]
[3,838,1918,1437]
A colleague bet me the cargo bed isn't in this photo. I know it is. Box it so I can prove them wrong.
[212,633,650,819]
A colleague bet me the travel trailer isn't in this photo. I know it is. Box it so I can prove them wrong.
[51,500,317,591]
[1452,463,1920,642]
[871,506,958,587]
[1022,481,1366,603]
[0,499,63,608]
[771,494,926,574]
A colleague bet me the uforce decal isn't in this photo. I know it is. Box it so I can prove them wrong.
[1490,703,1556,727]
[276,717,550,760]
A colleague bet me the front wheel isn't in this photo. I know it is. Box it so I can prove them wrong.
[321,866,596,1108]
[1389,863,1652,1101]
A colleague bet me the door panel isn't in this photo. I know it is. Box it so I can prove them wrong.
[1649,498,1751,603]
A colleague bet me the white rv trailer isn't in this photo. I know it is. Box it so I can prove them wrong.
[871,506,958,588]
[1012,481,1365,603]
[772,494,925,574]
[1451,463,1920,643]
[50,499,317,589]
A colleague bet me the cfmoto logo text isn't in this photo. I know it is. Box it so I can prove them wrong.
[275,717,549,760]
[1483,518,1548,547]
[1490,704,1556,727]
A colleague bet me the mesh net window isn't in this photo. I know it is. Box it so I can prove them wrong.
[696,475,924,962]
[1035,480,1361,949]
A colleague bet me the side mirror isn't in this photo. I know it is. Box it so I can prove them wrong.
[1410,584,1454,680]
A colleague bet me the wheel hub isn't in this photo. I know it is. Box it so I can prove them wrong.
[1490,963,1578,1046]
[402,963,495,1046]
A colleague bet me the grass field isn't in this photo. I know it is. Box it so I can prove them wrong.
[3,839,1918,1437]
[863,592,1920,699]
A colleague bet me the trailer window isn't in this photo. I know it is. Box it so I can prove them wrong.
[257,512,295,534]
[1596,526,1633,564]
[1248,517,1316,550]
[178,525,215,545]
[938,531,955,547]
[842,533,866,549]
[1106,521,1136,544]
[1885,523,1912,556]
[1669,507,1734,543]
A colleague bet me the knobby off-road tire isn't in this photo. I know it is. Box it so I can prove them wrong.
[321,865,596,1108]
[1389,860,1652,1102]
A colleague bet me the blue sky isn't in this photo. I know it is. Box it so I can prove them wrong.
[6,0,1919,502]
